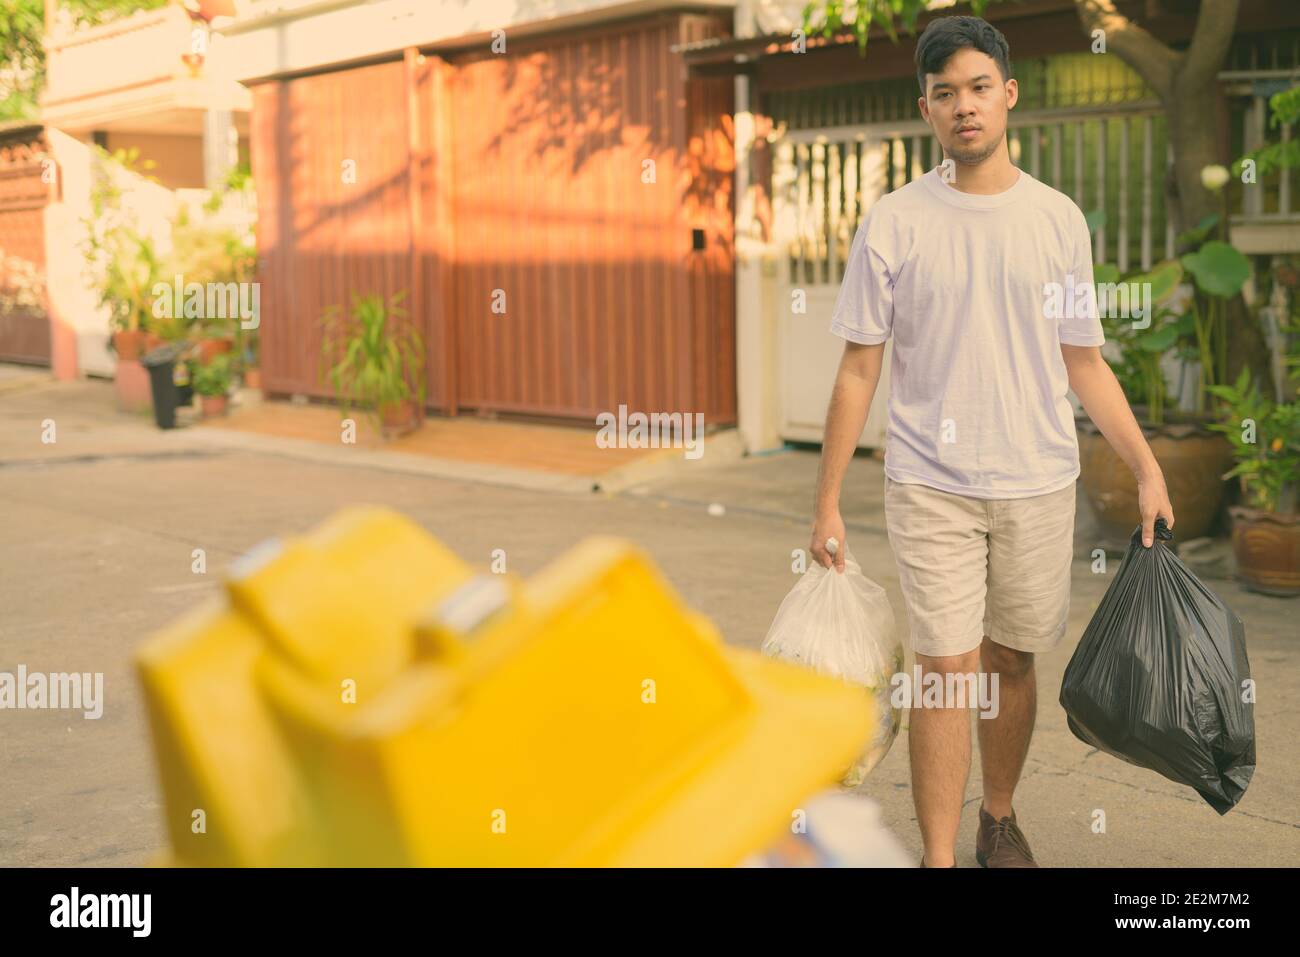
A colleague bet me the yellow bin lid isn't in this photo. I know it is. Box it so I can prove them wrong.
[137,506,874,866]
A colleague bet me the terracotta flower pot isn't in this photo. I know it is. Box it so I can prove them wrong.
[243,367,262,391]
[379,399,418,438]
[114,358,152,412]
[198,337,234,364]
[1229,506,1300,596]
[201,394,229,418]
[144,333,166,354]
[113,329,148,361]
[1077,415,1234,548]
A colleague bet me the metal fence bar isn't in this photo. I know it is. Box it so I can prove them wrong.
[1141,115,1153,270]
[1074,122,1084,207]
[775,73,1299,288]
[1118,117,1129,273]
[1246,95,1266,217]
[779,101,1163,144]
[1053,123,1063,191]
[1281,123,1292,215]
[1095,119,1107,262]
[813,141,827,284]
[827,141,840,283]
[796,142,809,285]
[1165,142,1175,260]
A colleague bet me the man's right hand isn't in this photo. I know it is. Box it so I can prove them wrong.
[810,510,847,573]
[810,342,881,576]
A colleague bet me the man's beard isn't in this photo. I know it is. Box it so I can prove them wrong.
[947,134,1003,166]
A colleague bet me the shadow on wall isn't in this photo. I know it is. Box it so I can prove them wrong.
[254,15,736,424]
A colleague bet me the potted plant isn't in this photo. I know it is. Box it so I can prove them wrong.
[193,352,233,418]
[82,147,161,360]
[241,343,262,392]
[1204,283,1300,595]
[166,187,258,366]
[94,228,161,363]
[196,316,235,364]
[319,290,425,438]
[1077,217,1246,545]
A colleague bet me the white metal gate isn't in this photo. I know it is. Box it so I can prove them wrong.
[771,102,1177,446]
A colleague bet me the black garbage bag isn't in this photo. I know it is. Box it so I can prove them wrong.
[1060,518,1255,814]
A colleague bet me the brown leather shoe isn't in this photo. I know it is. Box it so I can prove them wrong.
[975,804,1039,868]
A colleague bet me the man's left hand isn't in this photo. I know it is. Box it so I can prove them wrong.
[1137,470,1175,547]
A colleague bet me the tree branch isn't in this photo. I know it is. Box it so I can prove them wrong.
[1073,0,1178,100]
[1182,0,1242,87]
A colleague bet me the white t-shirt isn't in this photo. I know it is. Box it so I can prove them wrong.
[830,166,1105,499]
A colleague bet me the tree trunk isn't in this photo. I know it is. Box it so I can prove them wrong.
[1075,0,1275,397]
[1165,84,1220,236]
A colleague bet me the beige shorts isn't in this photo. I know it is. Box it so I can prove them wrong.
[883,475,1077,658]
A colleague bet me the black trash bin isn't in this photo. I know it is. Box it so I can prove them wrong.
[141,342,186,429]
[175,359,194,407]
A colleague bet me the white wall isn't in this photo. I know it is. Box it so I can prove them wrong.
[45,129,179,378]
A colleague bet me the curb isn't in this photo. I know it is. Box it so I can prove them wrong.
[593,428,747,493]
[179,411,748,497]
[179,424,599,494]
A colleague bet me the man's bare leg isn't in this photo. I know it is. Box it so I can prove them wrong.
[910,647,980,867]
[976,636,1036,820]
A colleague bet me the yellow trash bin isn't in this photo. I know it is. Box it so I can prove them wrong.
[137,506,874,866]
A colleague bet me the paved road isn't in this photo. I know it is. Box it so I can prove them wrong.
[1,378,1296,866]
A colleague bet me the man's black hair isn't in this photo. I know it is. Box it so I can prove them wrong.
[914,16,1012,95]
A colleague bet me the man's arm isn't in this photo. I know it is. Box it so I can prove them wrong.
[1062,344,1174,547]
[811,341,887,572]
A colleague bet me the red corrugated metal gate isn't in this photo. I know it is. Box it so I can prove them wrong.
[250,11,735,425]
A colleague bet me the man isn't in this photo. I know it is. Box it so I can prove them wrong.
[808,16,1176,868]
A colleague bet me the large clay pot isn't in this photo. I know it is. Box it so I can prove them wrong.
[1077,414,1234,548]
[200,394,228,418]
[112,329,148,361]
[1229,507,1300,596]
[379,399,418,438]
[243,367,262,391]
[114,358,152,413]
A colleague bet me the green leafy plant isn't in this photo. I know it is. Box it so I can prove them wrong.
[1274,262,1300,392]
[1176,215,1252,412]
[168,190,256,321]
[1092,247,1186,426]
[166,168,260,369]
[1207,366,1300,515]
[319,290,425,430]
[80,146,162,338]
[0,0,169,122]
[1233,83,1300,181]
[1093,205,1255,421]
[192,353,233,397]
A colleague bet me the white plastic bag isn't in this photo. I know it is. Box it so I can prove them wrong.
[761,542,903,789]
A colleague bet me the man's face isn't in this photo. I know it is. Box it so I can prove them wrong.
[918,47,1018,166]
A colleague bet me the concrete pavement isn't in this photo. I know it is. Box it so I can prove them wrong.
[1,376,1296,866]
